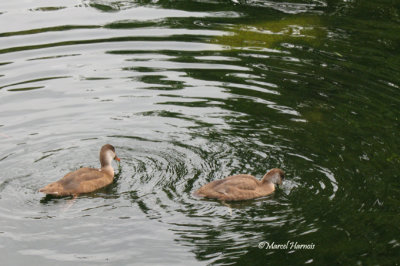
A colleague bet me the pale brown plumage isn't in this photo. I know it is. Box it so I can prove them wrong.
[194,168,284,201]
[39,144,120,197]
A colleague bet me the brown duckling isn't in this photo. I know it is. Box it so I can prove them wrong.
[39,144,120,197]
[194,168,284,201]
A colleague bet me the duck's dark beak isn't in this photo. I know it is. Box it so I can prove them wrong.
[115,156,120,162]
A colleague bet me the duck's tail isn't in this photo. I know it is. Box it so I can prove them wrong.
[193,189,205,198]
[39,182,63,195]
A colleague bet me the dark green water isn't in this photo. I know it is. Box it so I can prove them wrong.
[0,0,399,265]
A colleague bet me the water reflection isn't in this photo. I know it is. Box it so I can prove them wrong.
[215,15,326,50]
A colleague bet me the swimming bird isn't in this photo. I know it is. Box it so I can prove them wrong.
[39,144,120,197]
[194,168,284,201]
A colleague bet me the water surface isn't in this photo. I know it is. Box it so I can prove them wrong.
[1,0,399,265]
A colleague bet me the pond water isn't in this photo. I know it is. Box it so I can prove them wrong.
[0,0,399,265]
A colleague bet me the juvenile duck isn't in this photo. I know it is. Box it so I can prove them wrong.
[39,144,120,197]
[194,168,284,201]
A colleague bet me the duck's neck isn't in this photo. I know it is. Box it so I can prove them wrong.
[101,165,115,178]
[100,150,114,168]
[100,151,115,178]
[261,171,280,185]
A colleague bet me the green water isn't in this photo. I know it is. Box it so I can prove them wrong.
[0,0,399,265]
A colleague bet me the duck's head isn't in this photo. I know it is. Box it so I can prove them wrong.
[100,144,120,167]
[262,168,285,185]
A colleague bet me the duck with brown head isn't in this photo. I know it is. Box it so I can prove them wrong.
[39,144,120,197]
[194,168,284,201]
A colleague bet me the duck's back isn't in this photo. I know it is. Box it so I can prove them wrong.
[40,167,114,196]
[194,174,274,201]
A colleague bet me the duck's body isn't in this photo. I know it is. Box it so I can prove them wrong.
[39,144,120,197]
[194,168,284,201]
